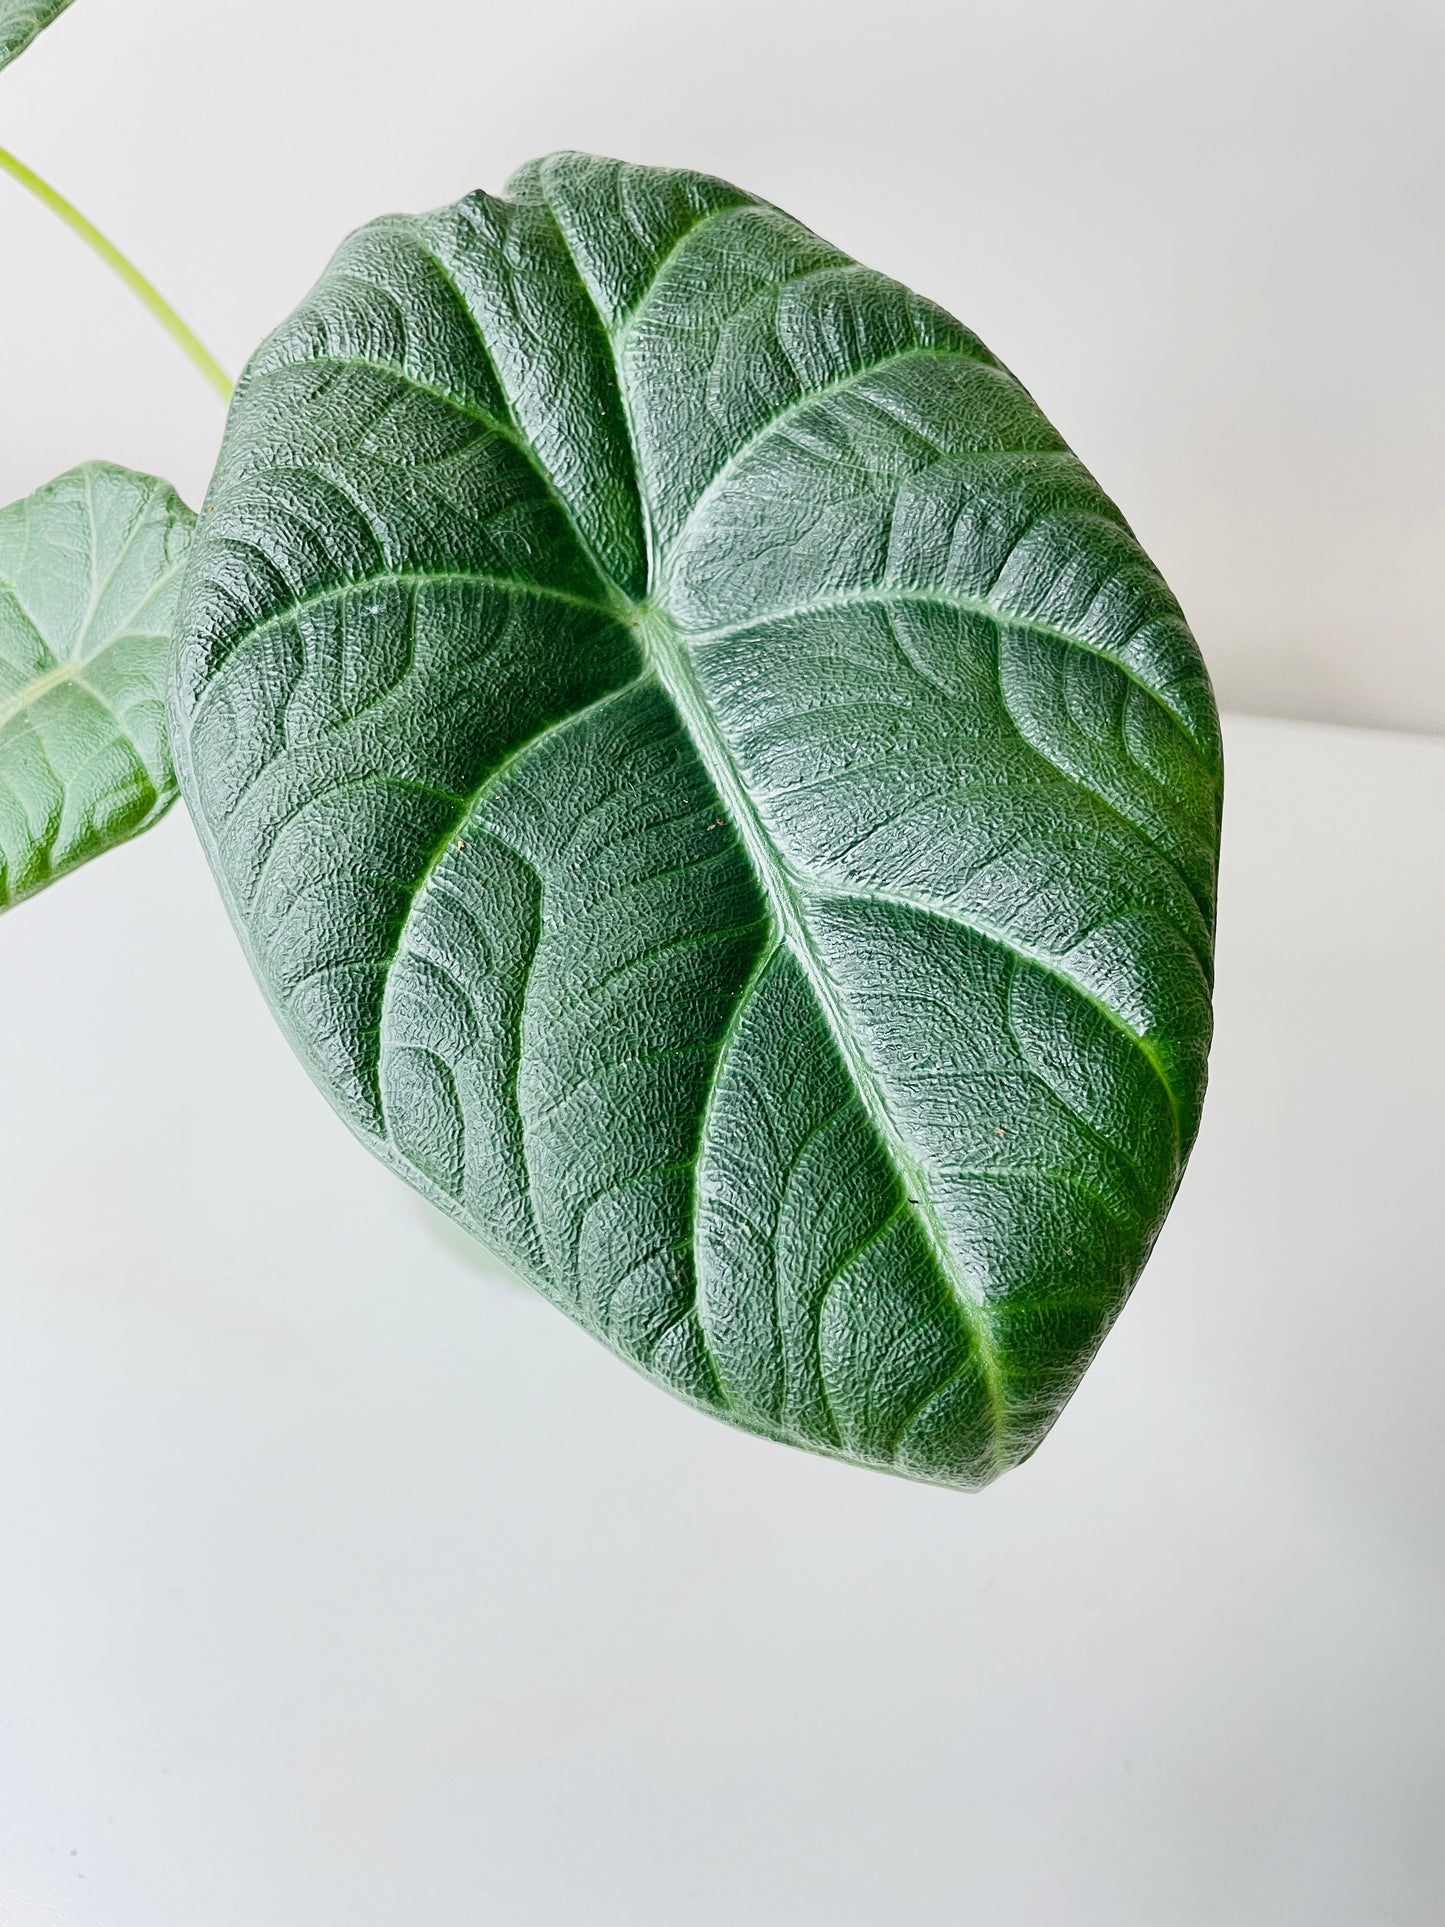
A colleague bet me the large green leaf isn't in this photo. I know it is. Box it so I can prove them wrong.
[0,462,192,907]
[173,153,1221,1488]
[0,0,74,72]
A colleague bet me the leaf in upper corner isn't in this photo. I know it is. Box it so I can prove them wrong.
[0,462,193,907]
[0,0,75,72]
[171,152,1222,1490]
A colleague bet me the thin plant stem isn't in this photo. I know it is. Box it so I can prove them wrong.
[0,143,232,401]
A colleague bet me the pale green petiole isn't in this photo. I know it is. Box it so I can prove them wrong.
[0,143,232,400]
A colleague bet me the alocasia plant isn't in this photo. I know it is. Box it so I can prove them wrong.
[0,464,192,904]
[0,0,222,899]
[4,7,1221,1488]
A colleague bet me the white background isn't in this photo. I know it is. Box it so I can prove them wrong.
[2,0,1442,732]
[1,720,1442,1924]
[1,5,1443,1923]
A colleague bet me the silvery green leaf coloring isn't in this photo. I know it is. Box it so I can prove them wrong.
[173,154,1221,1488]
[0,0,74,73]
[0,463,192,908]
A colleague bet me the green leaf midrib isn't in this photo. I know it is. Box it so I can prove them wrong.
[239,180,1208,1468]
[281,338,1216,792]
[0,655,81,732]
[0,649,163,769]
[350,185,1211,1465]
[284,200,1009,1458]
[634,602,1009,1458]
[497,189,1011,1460]
[0,601,183,732]
[0,469,189,752]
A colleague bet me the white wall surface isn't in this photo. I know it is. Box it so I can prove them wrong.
[2,8,1443,1922]
[0,714,1442,1924]
[0,0,1441,732]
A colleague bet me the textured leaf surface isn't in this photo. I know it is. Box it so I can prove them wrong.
[0,463,192,908]
[173,154,1221,1488]
[0,0,74,71]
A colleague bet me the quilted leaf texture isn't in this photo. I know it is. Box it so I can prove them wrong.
[172,154,1222,1488]
[0,463,193,907]
[0,0,74,72]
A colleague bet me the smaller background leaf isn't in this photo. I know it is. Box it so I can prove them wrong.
[0,0,75,73]
[0,462,193,908]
